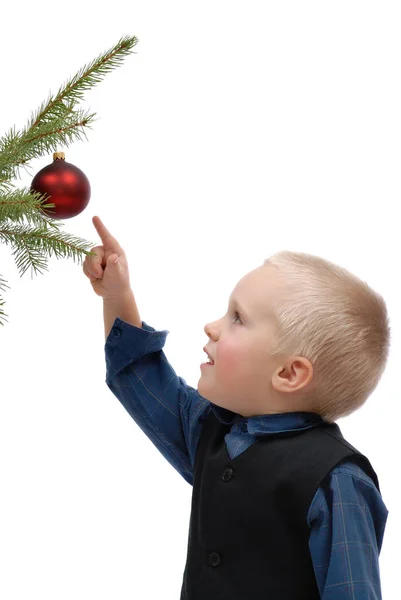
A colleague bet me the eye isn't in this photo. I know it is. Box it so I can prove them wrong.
[233,310,242,324]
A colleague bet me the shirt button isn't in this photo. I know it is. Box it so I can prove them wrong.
[208,552,221,567]
[222,467,234,482]
[241,420,248,432]
[112,328,121,337]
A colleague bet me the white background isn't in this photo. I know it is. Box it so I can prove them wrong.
[0,1,399,598]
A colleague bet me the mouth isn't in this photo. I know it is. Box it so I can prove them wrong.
[201,349,215,369]
[203,347,215,365]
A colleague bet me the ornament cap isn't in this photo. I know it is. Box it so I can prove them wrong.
[53,152,65,161]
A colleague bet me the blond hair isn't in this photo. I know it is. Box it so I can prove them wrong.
[263,252,391,423]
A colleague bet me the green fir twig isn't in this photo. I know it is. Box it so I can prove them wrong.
[0,34,138,326]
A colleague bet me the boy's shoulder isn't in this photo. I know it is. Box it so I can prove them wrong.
[329,459,378,488]
[308,459,388,526]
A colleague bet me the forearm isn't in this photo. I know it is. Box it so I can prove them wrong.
[103,289,142,339]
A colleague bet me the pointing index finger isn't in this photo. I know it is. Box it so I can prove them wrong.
[92,215,117,245]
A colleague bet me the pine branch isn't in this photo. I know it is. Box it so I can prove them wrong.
[0,220,97,279]
[0,106,98,190]
[0,218,98,327]
[0,187,98,326]
[0,34,138,186]
[0,34,139,327]
[29,34,138,128]
[0,186,98,238]
[0,276,10,326]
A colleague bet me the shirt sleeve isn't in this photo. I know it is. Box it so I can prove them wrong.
[307,461,389,599]
[104,317,210,485]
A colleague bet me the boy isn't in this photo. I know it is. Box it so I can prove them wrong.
[85,216,389,599]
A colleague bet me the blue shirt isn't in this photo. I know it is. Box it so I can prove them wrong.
[105,318,389,599]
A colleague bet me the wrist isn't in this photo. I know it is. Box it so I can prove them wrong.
[103,288,133,304]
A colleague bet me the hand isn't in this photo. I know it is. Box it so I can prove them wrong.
[83,216,132,300]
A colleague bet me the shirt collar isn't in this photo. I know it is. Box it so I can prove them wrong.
[210,402,325,435]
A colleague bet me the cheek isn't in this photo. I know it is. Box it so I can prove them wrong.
[217,339,246,371]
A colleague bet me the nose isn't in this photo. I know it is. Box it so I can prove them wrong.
[204,319,219,340]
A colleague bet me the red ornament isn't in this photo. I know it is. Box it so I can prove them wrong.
[30,152,91,219]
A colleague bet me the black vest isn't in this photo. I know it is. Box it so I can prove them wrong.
[180,409,380,600]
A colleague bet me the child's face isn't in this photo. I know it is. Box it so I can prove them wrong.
[198,264,313,417]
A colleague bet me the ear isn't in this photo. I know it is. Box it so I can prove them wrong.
[272,357,314,393]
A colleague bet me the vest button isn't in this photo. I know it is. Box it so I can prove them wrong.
[222,467,234,482]
[208,552,221,567]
